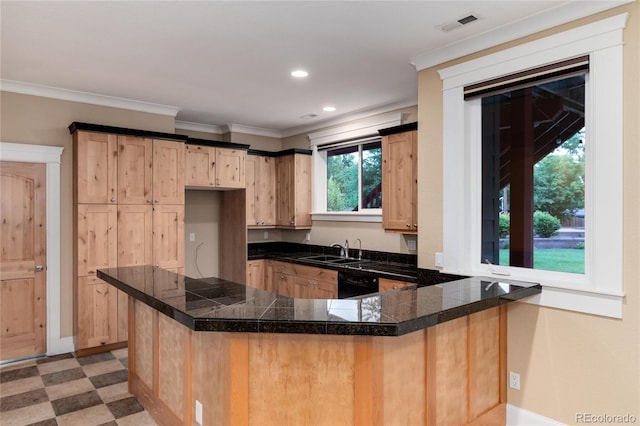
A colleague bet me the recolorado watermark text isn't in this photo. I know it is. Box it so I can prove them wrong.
[576,413,637,423]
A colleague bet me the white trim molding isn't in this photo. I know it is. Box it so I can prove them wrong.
[174,120,223,135]
[311,212,382,223]
[0,142,73,356]
[308,112,401,147]
[0,79,181,117]
[438,14,627,318]
[507,404,564,426]
[222,123,282,139]
[411,1,633,71]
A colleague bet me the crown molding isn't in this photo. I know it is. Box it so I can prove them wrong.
[174,120,223,134]
[281,98,416,138]
[0,80,181,117]
[410,0,633,71]
[222,123,282,139]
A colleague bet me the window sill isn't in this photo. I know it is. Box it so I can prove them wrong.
[311,212,382,223]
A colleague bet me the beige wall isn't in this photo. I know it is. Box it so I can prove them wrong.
[417,3,639,423]
[0,91,175,337]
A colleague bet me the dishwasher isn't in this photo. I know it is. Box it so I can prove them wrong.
[338,271,378,298]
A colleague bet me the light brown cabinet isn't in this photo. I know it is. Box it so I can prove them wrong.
[246,154,276,227]
[74,129,185,353]
[266,260,337,298]
[185,145,246,189]
[246,260,266,288]
[75,132,118,204]
[382,129,418,233]
[275,153,312,229]
[378,278,415,292]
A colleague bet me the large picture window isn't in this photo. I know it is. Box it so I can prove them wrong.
[479,73,586,274]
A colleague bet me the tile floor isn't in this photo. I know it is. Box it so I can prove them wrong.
[0,348,157,426]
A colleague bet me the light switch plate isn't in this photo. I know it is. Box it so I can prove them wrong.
[195,400,203,425]
[435,252,443,267]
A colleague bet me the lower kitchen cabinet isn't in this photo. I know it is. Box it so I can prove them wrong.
[379,278,414,292]
[246,260,265,288]
[264,260,337,299]
[77,276,118,349]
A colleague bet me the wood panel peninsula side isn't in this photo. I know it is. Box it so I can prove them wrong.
[98,266,540,426]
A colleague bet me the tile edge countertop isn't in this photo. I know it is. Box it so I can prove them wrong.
[97,266,541,337]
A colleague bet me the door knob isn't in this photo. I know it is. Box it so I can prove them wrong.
[35,265,44,272]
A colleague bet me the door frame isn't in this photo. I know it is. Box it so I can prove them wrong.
[0,142,71,356]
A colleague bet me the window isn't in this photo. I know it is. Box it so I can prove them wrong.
[326,140,382,212]
[479,73,586,275]
[309,112,401,221]
[438,14,626,318]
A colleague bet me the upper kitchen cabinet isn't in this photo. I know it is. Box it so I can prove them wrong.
[117,136,153,205]
[185,140,249,189]
[380,123,418,233]
[275,151,312,229]
[246,152,276,227]
[153,140,185,204]
[75,131,118,204]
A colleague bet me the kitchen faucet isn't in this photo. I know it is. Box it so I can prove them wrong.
[354,238,362,260]
[344,240,349,258]
[330,242,345,257]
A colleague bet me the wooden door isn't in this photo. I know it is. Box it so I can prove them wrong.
[185,145,216,187]
[153,140,185,205]
[77,204,118,276]
[117,205,153,267]
[216,148,246,188]
[75,131,118,204]
[382,131,417,232]
[0,162,47,360]
[117,136,153,205]
[153,205,185,270]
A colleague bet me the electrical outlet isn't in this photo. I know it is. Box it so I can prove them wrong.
[306,232,311,241]
[435,252,443,267]
[195,400,203,425]
[189,232,195,242]
[263,231,269,240]
[407,240,416,251]
[509,371,521,390]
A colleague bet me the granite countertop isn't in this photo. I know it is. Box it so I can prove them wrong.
[97,265,541,337]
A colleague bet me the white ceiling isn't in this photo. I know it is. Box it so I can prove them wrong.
[0,1,626,136]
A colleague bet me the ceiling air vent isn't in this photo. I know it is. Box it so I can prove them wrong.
[300,114,319,119]
[437,13,479,32]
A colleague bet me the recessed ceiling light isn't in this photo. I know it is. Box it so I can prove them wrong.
[323,106,336,112]
[291,70,308,78]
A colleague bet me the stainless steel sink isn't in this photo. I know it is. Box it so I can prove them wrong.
[300,255,362,264]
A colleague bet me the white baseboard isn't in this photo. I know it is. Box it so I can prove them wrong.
[507,404,564,426]
[47,336,75,357]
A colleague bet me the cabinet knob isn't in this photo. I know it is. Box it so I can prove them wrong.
[146,199,152,203]
[414,224,418,229]
[111,198,116,203]
[154,199,159,203]
[256,220,260,225]
[406,224,411,228]
[290,220,295,225]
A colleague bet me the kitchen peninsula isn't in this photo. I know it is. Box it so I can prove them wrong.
[98,265,540,426]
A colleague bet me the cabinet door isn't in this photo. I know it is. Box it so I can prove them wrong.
[76,132,117,204]
[259,156,277,225]
[153,205,185,270]
[185,145,216,187]
[246,155,259,226]
[274,272,294,297]
[247,155,276,227]
[117,136,153,205]
[382,131,417,232]
[77,204,117,276]
[246,260,265,288]
[293,154,312,228]
[77,275,118,349]
[153,140,185,205]
[216,148,246,188]
[117,205,153,267]
[275,156,294,226]
[293,277,315,299]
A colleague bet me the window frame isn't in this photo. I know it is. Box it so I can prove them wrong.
[309,113,401,222]
[438,13,627,318]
